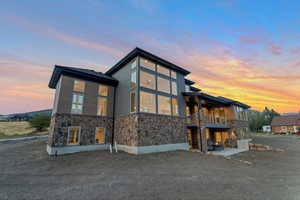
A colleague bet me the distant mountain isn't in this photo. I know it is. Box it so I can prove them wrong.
[1,109,52,121]
[281,112,300,116]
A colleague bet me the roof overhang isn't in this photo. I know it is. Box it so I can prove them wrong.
[106,47,190,76]
[49,65,119,89]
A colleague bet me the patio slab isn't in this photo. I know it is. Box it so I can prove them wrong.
[208,148,248,157]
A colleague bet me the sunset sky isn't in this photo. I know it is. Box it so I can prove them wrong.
[0,0,300,114]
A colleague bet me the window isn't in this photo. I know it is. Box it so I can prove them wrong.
[157,77,170,94]
[140,57,156,71]
[281,126,287,132]
[172,98,179,115]
[130,91,136,112]
[95,127,105,144]
[71,93,84,114]
[98,85,108,96]
[157,65,170,76]
[171,70,177,79]
[140,71,156,90]
[67,127,80,145]
[140,91,156,113]
[131,69,137,88]
[171,81,177,95]
[130,58,137,69]
[97,97,107,116]
[158,95,171,115]
[73,80,85,93]
[185,85,190,92]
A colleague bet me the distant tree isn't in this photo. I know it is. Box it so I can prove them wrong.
[29,114,51,132]
[248,107,280,132]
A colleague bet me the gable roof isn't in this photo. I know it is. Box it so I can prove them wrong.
[271,115,300,126]
[48,65,118,89]
[106,47,190,76]
[185,79,195,85]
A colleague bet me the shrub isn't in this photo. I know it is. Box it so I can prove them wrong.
[29,114,50,132]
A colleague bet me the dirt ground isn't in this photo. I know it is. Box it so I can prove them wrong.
[0,136,300,200]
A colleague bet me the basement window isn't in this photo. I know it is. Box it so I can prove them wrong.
[95,127,105,144]
[67,127,80,145]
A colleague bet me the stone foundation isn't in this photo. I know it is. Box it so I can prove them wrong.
[48,113,113,147]
[115,113,187,147]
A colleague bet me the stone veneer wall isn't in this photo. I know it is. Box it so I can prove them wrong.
[114,113,187,147]
[48,113,113,147]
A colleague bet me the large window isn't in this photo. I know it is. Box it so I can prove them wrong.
[97,97,107,116]
[71,93,84,114]
[130,58,137,69]
[172,98,179,115]
[97,85,108,116]
[131,70,137,88]
[171,70,177,79]
[95,127,105,144]
[140,91,156,113]
[140,71,156,90]
[73,80,85,92]
[158,95,171,115]
[130,91,136,112]
[157,65,170,76]
[67,127,80,145]
[157,77,170,94]
[140,58,156,71]
[171,81,177,95]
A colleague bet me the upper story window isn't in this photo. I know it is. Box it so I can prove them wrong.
[140,71,156,90]
[157,77,170,94]
[130,58,137,69]
[157,65,170,76]
[130,91,136,113]
[235,106,247,120]
[172,98,179,115]
[71,93,84,114]
[185,85,190,92]
[98,85,108,96]
[131,70,137,88]
[97,85,108,116]
[73,80,85,93]
[140,58,156,71]
[158,95,171,115]
[171,70,177,79]
[140,91,156,113]
[171,81,177,95]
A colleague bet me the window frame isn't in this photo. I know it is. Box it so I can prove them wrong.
[139,90,156,113]
[95,127,106,144]
[157,94,172,115]
[67,126,81,145]
[71,92,84,114]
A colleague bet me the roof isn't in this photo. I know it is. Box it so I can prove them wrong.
[185,79,195,85]
[48,65,118,89]
[190,86,201,92]
[182,92,250,108]
[218,96,251,109]
[271,115,300,126]
[106,47,190,76]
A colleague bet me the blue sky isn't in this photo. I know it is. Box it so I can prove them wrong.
[0,0,300,114]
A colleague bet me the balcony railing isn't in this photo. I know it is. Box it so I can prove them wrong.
[186,113,228,126]
[202,115,228,125]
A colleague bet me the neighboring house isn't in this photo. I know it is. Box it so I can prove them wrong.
[47,47,251,155]
[271,115,300,134]
[262,125,271,133]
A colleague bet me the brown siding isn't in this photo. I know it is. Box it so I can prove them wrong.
[56,75,115,117]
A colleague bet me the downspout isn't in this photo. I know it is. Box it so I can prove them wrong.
[111,86,117,147]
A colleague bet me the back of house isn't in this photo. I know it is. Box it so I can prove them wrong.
[47,47,251,155]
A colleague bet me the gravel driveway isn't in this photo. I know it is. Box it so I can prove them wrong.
[0,136,299,200]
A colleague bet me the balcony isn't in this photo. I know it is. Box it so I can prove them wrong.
[202,114,229,128]
[186,113,199,127]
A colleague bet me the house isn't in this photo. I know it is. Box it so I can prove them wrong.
[47,47,251,155]
[271,115,300,134]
